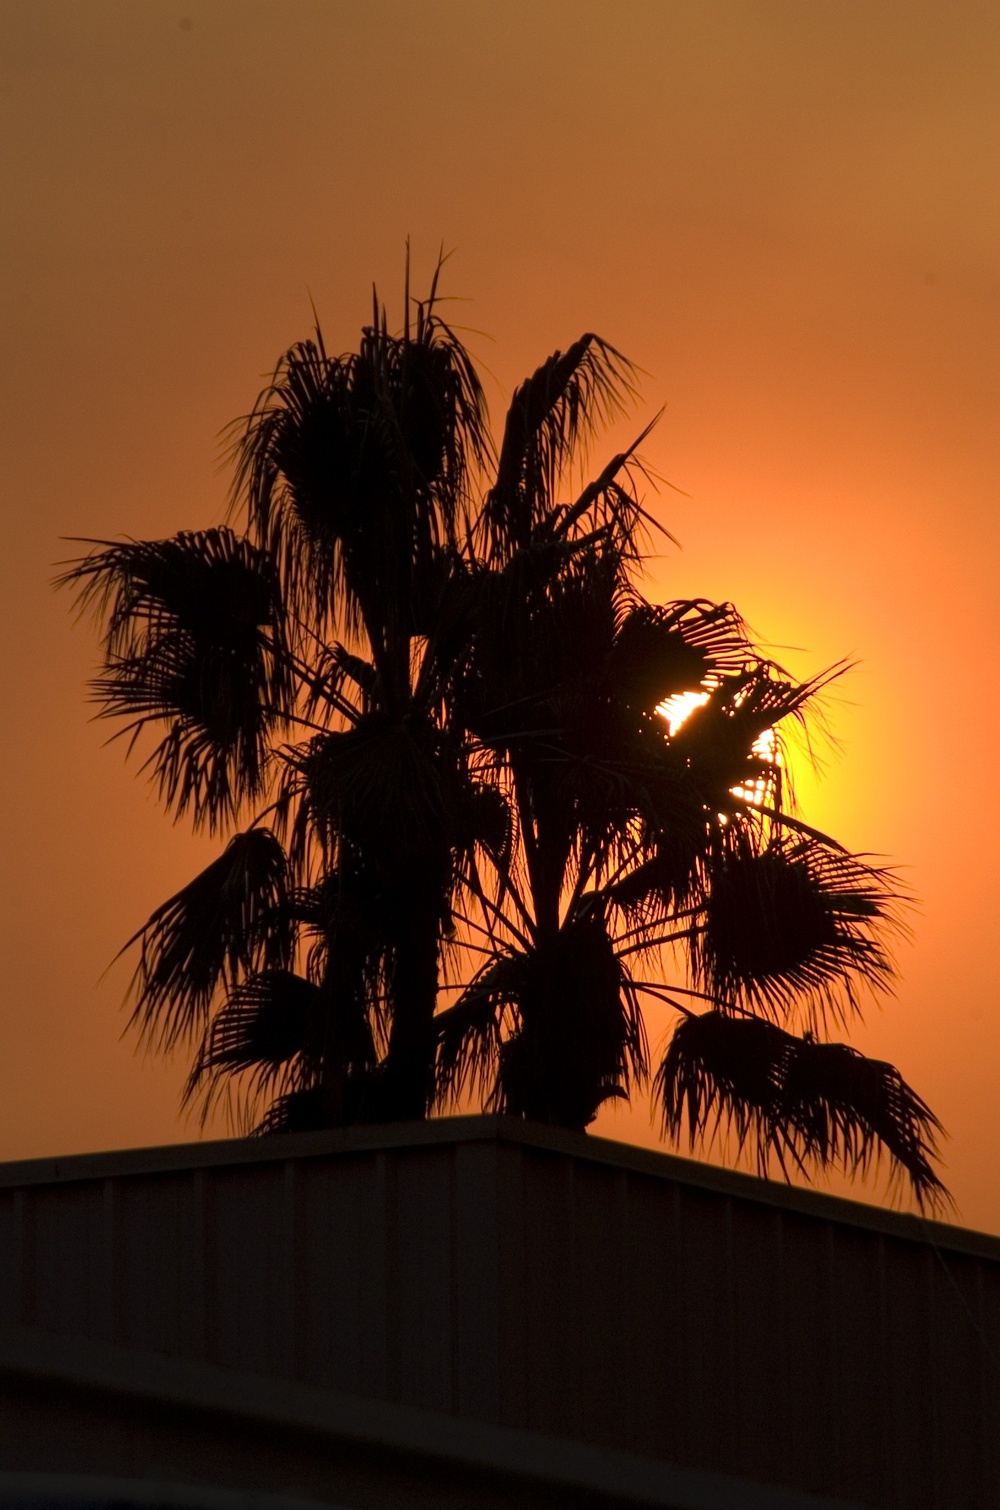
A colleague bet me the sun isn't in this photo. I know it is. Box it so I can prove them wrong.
[657,689,710,735]
[657,691,780,807]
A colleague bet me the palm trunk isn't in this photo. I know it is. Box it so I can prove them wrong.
[383,895,441,1119]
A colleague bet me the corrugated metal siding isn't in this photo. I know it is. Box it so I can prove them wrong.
[0,1118,997,1509]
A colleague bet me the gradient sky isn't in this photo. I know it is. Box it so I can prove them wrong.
[3,0,999,1227]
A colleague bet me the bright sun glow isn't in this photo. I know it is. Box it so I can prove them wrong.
[752,727,777,761]
[657,689,710,735]
[657,693,780,807]
[732,726,780,806]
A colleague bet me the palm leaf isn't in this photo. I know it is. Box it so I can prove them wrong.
[125,827,291,1051]
[668,658,845,817]
[657,1009,784,1154]
[296,865,390,1063]
[459,535,627,753]
[185,968,317,1124]
[481,334,638,557]
[252,1084,328,1135]
[299,640,373,725]
[433,965,511,1109]
[694,835,902,1026]
[290,713,459,874]
[194,969,316,1074]
[605,810,709,923]
[656,1010,944,1208]
[782,1036,944,1205]
[487,911,646,1129]
[610,599,755,713]
[59,529,290,829]
[232,287,490,651]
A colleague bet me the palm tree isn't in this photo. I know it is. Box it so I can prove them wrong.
[64,273,493,1129]
[431,342,941,1206]
[60,266,944,1207]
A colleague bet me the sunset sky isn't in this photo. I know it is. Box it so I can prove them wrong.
[3,1,999,1228]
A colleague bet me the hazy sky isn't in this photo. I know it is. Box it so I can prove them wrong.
[3,0,999,1227]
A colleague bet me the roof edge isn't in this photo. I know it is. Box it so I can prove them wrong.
[0,1114,992,1263]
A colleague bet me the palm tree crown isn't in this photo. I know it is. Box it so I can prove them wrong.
[60,266,944,1208]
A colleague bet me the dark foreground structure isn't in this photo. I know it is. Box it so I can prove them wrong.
[0,1117,995,1510]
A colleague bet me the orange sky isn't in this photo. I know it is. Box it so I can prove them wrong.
[3,1,999,1227]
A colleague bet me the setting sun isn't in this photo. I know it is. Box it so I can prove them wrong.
[658,692,780,809]
[657,689,710,735]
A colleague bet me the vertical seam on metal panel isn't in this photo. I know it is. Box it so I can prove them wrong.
[618,1168,633,1452]
[12,1188,29,1326]
[505,1140,527,1430]
[567,1154,579,1436]
[445,1146,455,1413]
[522,1148,531,1428]
[875,1234,889,1507]
[191,1169,207,1361]
[826,1223,840,1494]
[282,1161,299,1380]
[491,1140,502,1426]
[376,1150,392,1401]
[774,1208,788,1471]
[102,1178,117,1345]
[671,1182,687,1453]
[724,1196,738,1457]
[976,1261,990,1506]
[448,1144,458,1416]
[927,1243,940,1510]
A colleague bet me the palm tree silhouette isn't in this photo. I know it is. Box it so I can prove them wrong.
[60,264,944,1207]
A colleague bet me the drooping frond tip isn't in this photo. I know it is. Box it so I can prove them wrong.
[184,968,317,1124]
[694,837,908,1029]
[56,530,291,829]
[123,827,291,1053]
[656,1011,946,1211]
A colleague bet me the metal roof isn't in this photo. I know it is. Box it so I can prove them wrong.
[0,1117,993,1509]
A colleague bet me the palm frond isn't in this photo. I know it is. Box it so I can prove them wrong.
[481,334,638,557]
[693,835,903,1027]
[433,966,510,1109]
[194,969,316,1074]
[457,779,516,876]
[610,599,754,713]
[251,1084,326,1135]
[300,640,373,723]
[493,911,647,1129]
[59,529,291,829]
[657,1009,784,1155]
[458,535,626,755]
[605,818,709,928]
[667,659,844,818]
[655,1010,944,1208]
[296,865,390,1063]
[184,968,317,1125]
[290,713,458,879]
[231,284,490,652]
[125,827,291,1051]
[232,340,356,633]
[782,1036,945,1206]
